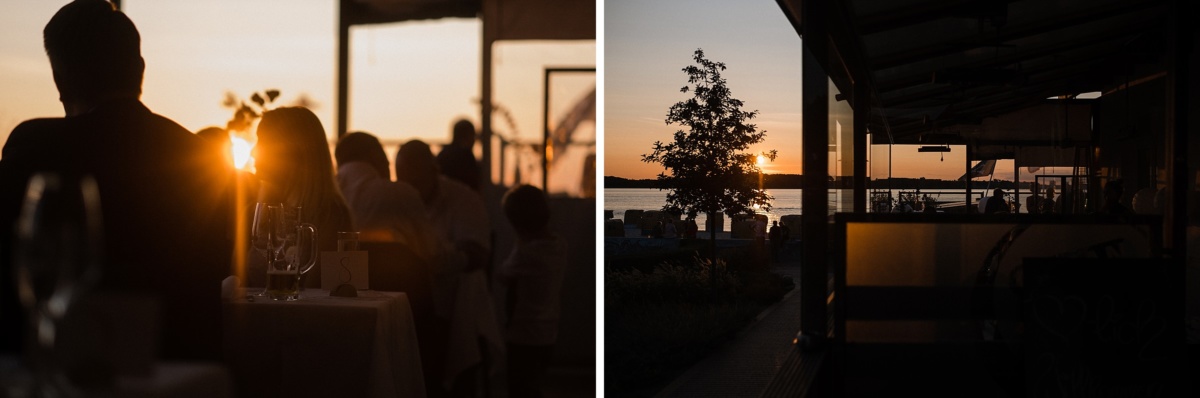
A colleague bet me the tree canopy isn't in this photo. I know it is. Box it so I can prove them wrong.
[642,49,775,221]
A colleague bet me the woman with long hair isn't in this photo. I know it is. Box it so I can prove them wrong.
[254,107,354,287]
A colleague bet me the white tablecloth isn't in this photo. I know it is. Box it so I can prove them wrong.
[223,289,425,398]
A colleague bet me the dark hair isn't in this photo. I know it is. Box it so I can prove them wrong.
[395,140,439,202]
[335,132,390,179]
[451,119,475,147]
[44,0,143,101]
[503,184,550,236]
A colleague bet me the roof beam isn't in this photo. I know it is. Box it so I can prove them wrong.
[875,20,1154,93]
[857,0,1014,35]
[868,0,1164,70]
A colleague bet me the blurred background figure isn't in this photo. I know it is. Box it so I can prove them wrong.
[437,119,480,191]
[396,139,499,397]
[253,107,353,287]
[334,131,432,248]
[1100,179,1131,215]
[984,189,1008,214]
[499,184,567,398]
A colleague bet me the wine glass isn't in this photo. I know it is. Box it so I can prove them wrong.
[12,172,103,396]
[249,202,283,297]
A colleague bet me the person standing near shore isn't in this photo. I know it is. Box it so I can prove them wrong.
[768,221,782,262]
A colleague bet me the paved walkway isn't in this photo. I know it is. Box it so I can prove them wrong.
[654,260,805,398]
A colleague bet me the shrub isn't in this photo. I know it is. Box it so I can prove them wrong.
[605,254,740,307]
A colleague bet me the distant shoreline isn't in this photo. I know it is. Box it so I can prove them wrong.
[604,175,1030,190]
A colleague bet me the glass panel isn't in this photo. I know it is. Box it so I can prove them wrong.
[544,70,596,198]
[490,41,596,189]
[829,78,854,213]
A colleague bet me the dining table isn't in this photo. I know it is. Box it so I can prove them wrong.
[222,288,425,398]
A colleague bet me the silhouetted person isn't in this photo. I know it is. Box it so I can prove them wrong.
[683,220,698,239]
[335,132,443,393]
[0,0,233,363]
[662,220,678,239]
[436,119,481,191]
[768,221,782,262]
[195,126,230,158]
[334,132,434,249]
[1100,179,1131,215]
[396,140,499,397]
[1025,192,1042,215]
[253,107,354,287]
[1042,187,1057,214]
[984,189,1008,214]
[1056,183,1075,214]
[498,184,567,398]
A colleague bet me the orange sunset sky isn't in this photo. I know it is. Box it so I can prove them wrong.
[1,0,595,194]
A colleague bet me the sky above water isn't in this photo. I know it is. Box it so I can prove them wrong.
[0,1,1060,184]
[602,0,1049,182]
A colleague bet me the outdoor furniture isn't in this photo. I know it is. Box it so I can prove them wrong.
[223,289,425,398]
[831,215,1164,396]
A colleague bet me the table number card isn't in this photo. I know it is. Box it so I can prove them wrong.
[320,251,369,290]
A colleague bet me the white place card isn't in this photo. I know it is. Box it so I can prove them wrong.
[320,251,369,290]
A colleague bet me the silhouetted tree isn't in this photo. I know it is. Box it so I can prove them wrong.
[642,49,775,280]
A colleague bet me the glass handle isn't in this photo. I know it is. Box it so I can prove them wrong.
[297,223,318,275]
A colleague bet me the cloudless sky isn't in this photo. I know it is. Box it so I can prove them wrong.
[0,0,594,192]
[605,0,805,180]
[1,1,1049,185]
[603,0,1044,182]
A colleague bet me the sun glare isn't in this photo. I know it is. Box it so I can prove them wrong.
[756,154,766,167]
[230,135,253,170]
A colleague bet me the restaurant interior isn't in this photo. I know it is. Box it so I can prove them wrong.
[765,0,1198,395]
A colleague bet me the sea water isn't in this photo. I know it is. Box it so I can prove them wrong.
[604,188,1033,230]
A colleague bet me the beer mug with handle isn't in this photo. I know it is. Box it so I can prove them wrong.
[265,205,317,301]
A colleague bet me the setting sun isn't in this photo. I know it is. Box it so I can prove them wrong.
[756,154,767,167]
[230,135,253,170]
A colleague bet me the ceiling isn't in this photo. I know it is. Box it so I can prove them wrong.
[780,0,1172,147]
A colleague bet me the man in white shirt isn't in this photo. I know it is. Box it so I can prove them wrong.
[334,132,433,251]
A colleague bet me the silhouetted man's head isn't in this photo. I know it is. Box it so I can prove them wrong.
[44,0,144,106]
[395,140,439,204]
[451,119,475,148]
[993,188,1004,197]
[335,132,391,180]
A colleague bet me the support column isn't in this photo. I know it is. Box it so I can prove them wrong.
[336,0,350,139]
[966,144,973,212]
[853,83,867,213]
[1014,161,1021,213]
[800,0,830,343]
[1167,0,1190,254]
[481,4,497,192]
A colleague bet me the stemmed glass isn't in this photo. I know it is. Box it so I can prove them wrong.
[250,202,283,297]
[12,172,103,396]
